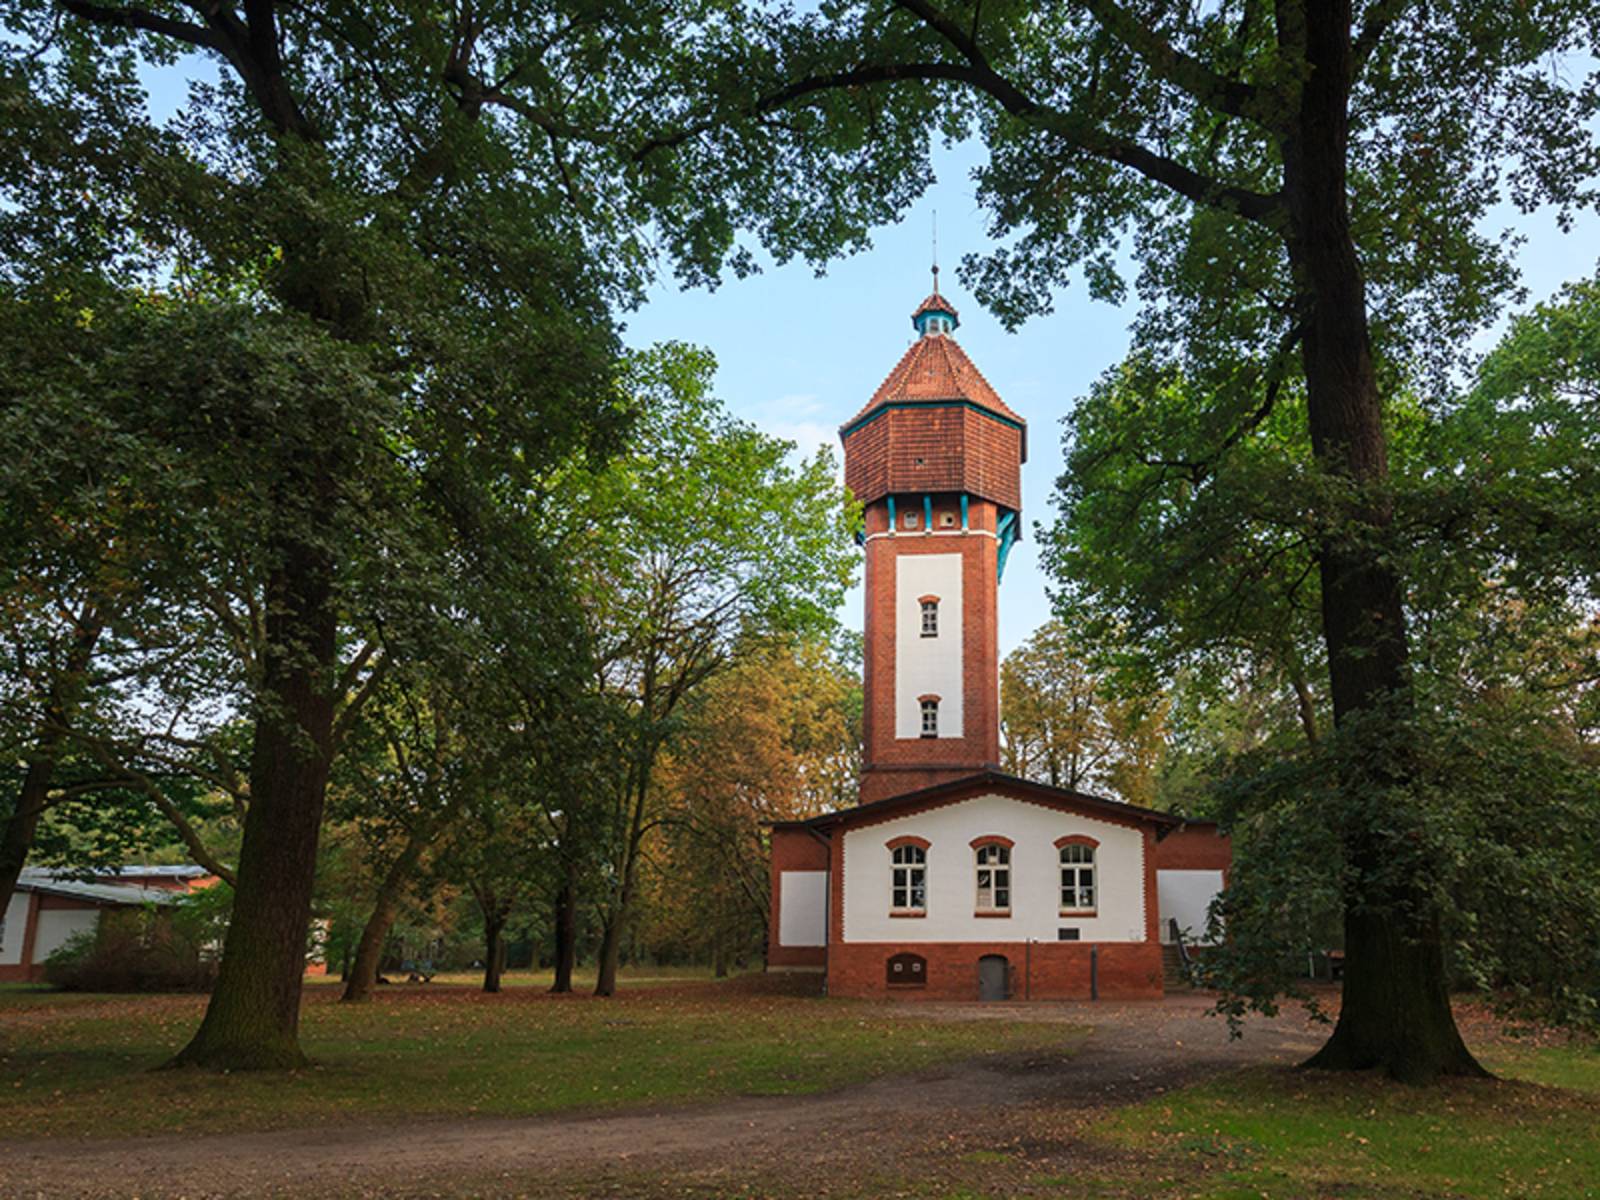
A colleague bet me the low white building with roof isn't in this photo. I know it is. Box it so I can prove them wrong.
[0,866,212,983]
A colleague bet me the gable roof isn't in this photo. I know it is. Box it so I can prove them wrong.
[779,771,1210,837]
[841,334,1026,438]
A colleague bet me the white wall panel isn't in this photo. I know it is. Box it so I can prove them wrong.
[31,908,98,964]
[1157,870,1224,944]
[778,871,827,947]
[894,553,963,739]
[842,793,1147,943]
[0,893,28,964]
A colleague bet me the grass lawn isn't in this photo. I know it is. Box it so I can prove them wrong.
[0,973,1084,1140]
[910,1039,1600,1200]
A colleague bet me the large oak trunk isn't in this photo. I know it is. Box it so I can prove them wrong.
[1286,1,1482,1081]
[171,543,335,1070]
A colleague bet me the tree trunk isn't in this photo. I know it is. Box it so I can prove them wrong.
[170,544,336,1070]
[595,767,652,998]
[483,914,507,993]
[0,755,55,904]
[594,911,623,997]
[342,828,429,1003]
[0,617,104,901]
[550,870,577,993]
[1283,1,1482,1082]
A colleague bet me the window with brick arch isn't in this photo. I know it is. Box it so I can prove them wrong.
[920,698,938,738]
[890,845,926,913]
[920,599,938,637]
[1059,843,1096,913]
[975,844,1010,912]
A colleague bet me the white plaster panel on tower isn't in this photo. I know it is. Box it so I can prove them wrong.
[841,794,1147,942]
[895,553,964,739]
[778,871,827,947]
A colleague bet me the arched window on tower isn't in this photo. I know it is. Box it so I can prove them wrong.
[919,697,939,738]
[920,599,939,637]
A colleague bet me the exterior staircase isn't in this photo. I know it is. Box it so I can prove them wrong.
[1161,942,1190,991]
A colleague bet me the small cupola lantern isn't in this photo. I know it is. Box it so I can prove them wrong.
[912,266,959,337]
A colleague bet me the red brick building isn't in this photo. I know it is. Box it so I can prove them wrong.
[768,284,1230,1000]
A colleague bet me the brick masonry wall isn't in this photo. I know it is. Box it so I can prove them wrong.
[768,827,830,969]
[860,496,1002,802]
[828,940,1164,1000]
[1153,826,1232,872]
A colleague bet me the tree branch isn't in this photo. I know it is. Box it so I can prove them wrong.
[79,740,237,887]
[59,0,229,55]
[715,16,1285,227]
[1079,0,1264,121]
[1351,0,1409,77]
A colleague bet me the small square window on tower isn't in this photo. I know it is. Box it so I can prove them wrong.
[920,698,939,738]
[920,599,938,638]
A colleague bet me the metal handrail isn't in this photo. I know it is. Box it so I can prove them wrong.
[1168,918,1198,985]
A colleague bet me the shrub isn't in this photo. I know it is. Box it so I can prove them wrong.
[44,904,218,993]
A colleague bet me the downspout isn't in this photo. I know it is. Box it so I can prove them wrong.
[805,824,833,994]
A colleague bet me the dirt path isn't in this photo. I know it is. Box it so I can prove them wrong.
[1,994,1324,1199]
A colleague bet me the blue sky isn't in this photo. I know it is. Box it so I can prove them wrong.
[623,139,1600,657]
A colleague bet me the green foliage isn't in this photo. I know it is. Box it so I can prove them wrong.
[1001,619,1169,805]
[43,901,220,993]
[1046,278,1600,1033]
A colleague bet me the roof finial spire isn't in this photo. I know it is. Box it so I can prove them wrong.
[911,214,960,336]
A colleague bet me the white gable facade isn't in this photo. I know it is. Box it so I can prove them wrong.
[768,772,1229,1000]
[841,792,1146,944]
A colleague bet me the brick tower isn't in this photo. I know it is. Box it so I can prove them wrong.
[842,279,1026,805]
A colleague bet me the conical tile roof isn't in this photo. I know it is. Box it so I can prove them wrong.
[842,331,1025,434]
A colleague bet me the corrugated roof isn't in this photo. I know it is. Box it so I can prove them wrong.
[841,333,1026,434]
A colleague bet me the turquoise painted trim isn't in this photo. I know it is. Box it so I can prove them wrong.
[839,399,1024,440]
[997,510,1018,583]
[887,495,897,531]
[923,494,933,532]
[960,493,969,530]
[913,305,959,337]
